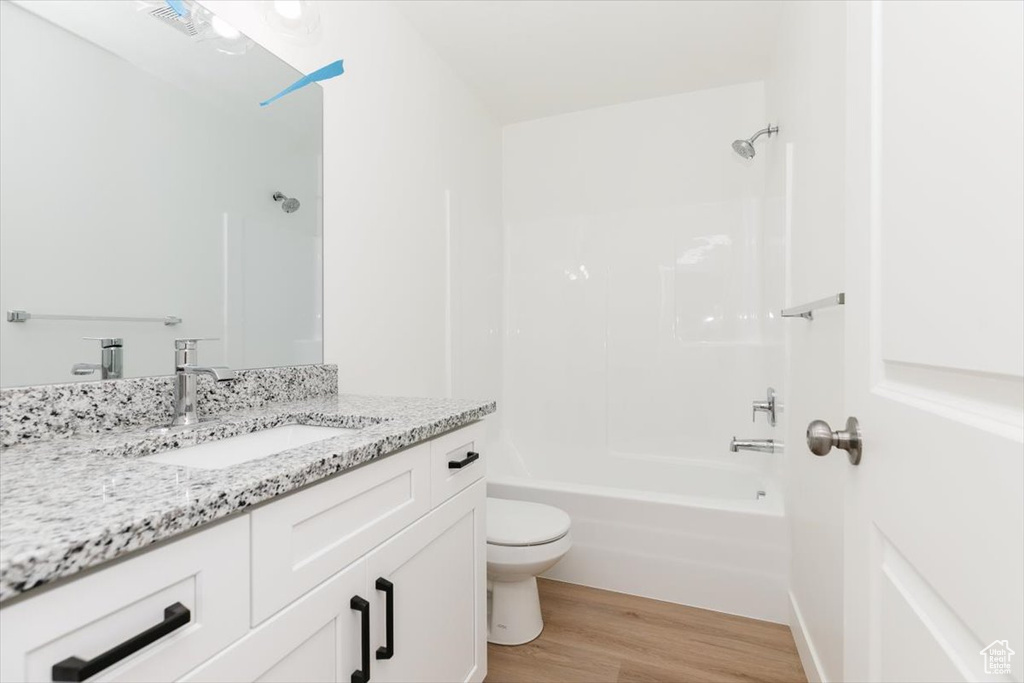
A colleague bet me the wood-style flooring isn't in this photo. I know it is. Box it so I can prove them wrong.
[485,579,807,683]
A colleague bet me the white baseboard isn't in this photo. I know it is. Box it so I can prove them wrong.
[789,591,826,683]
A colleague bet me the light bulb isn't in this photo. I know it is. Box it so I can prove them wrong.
[262,0,320,42]
[273,0,303,20]
[211,16,241,39]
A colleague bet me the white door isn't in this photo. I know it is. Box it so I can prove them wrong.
[181,559,368,683]
[366,481,487,683]
[844,2,1023,682]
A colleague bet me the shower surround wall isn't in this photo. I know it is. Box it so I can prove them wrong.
[498,82,788,621]
[502,82,783,482]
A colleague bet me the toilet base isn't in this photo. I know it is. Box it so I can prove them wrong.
[487,576,544,645]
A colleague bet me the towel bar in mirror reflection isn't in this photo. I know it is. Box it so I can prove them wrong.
[6,310,182,325]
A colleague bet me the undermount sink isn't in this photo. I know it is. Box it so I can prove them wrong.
[142,424,359,470]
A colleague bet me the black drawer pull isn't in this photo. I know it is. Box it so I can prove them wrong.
[375,578,394,660]
[448,451,480,469]
[52,602,190,682]
[350,595,371,683]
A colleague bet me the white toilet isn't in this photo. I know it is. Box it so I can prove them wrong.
[486,497,572,645]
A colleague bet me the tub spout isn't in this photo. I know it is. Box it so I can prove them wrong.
[730,438,776,454]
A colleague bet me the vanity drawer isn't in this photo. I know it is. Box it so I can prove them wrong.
[250,442,431,625]
[430,421,486,507]
[0,516,250,683]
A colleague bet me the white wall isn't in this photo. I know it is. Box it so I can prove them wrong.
[200,1,503,413]
[762,2,847,681]
[501,82,782,481]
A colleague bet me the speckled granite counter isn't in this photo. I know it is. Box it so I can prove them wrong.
[0,392,495,604]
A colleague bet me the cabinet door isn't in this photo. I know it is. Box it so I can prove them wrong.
[180,559,368,683]
[366,480,486,683]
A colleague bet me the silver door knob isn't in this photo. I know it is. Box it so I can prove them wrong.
[806,416,862,465]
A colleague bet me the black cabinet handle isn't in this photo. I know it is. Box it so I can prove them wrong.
[448,451,480,469]
[375,578,394,660]
[350,595,371,683]
[52,602,190,682]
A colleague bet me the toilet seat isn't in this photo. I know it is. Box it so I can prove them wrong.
[487,498,571,547]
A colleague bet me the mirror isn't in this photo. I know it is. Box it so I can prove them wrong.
[0,0,323,388]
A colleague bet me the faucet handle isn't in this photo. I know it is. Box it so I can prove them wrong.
[83,337,123,347]
[174,337,219,350]
[173,338,222,369]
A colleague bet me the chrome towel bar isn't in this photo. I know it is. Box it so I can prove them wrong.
[781,293,845,320]
[6,310,182,325]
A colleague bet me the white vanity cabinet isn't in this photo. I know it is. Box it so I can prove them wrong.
[0,516,251,683]
[0,421,488,683]
[180,556,367,683]
[184,482,485,683]
[249,442,433,625]
[365,480,486,683]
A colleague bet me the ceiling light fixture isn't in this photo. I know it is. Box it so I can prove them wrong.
[263,0,321,43]
[187,4,253,55]
[211,15,241,40]
[273,1,303,21]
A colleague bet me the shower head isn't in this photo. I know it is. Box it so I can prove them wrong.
[731,124,779,159]
[732,139,756,159]
[272,191,300,213]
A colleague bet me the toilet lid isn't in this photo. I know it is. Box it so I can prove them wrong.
[487,498,571,547]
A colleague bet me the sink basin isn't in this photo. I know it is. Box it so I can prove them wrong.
[142,424,359,470]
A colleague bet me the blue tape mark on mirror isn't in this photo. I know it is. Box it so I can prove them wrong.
[165,0,187,17]
[260,60,344,107]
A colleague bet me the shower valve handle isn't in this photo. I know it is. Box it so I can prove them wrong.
[751,387,777,426]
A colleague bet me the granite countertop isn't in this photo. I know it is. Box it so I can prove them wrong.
[0,393,495,604]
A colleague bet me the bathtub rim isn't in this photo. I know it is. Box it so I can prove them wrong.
[487,472,785,516]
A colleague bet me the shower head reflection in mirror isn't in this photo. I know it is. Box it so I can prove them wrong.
[272,191,301,213]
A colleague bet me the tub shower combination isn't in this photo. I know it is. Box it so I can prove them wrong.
[495,115,790,623]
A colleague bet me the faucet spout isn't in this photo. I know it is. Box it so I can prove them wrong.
[730,437,777,454]
[182,365,236,382]
[71,362,101,376]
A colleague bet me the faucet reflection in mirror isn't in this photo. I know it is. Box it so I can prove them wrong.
[70,337,124,380]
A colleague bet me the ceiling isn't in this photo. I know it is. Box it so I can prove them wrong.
[394,0,783,124]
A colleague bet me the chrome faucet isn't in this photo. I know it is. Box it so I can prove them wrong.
[170,338,235,427]
[71,337,123,379]
[730,438,777,454]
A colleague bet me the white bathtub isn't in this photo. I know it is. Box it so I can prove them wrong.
[487,454,788,623]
